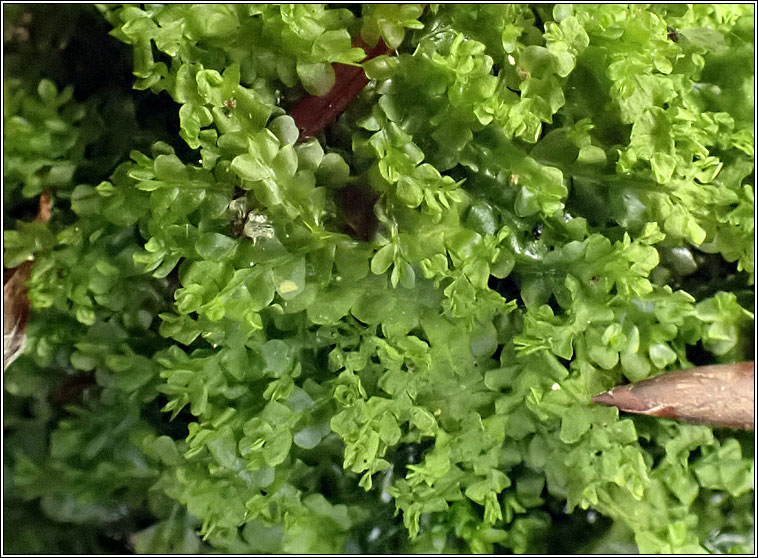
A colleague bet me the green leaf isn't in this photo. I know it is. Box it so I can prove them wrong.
[154,154,189,181]
[231,153,273,182]
[307,287,362,325]
[207,426,242,471]
[261,339,291,377]
[186,4,239,39]
[471,319,498,359]
[519,46,555,79]
[70,185,102,216]
[316,152,351,187]
[370,244,395,275]
[514,186,540,217]
[272,257,306,300]
[293,423,330,450]
[195,232,237,261]
[269,115,299,146]
[648,343,677,369]
[693,442,754,497]
[351,290,396,325]
[5,5,756,555]
[242,521,284,553]
[560,407,591,444]
[296,62,335,96]
[36,79,59,105]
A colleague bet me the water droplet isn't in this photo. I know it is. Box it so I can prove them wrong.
[523,247,540,260]
[710,493,726,505]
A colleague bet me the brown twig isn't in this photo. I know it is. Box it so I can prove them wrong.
[3,191,52,369]
[592,362,755,430]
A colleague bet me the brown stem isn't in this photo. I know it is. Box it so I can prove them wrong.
[4,191,52,369]
[592,362,755,430]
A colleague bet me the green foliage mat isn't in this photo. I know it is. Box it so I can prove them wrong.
[3,4,754,554]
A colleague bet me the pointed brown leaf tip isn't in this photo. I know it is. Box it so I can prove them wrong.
[591,386,649,414]
[591,391,615,406]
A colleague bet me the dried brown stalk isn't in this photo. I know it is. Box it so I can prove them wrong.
[592,362,755,430]
[3,191,52,369]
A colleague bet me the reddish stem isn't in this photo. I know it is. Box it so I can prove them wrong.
[290,37,391,141]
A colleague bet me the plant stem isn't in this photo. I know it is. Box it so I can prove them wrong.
[592,362,755,430]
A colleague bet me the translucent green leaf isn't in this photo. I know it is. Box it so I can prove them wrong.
[269,115,299,146]
[154,154,189,182]
[316,152,351,187]
[293,423,330,450]
[307,286,363,325]
[261,339,291,377]
[231,153,272,182]
[195,232,237,261]
[296,62,335,96]
[272,257,305,300]
[351,290,396,325]
[263,429,292,466]
[471,319,498,359]
[207,426,241,471]
[648,343,677,369]
[514,186,540,217]
[370,244,395,275]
